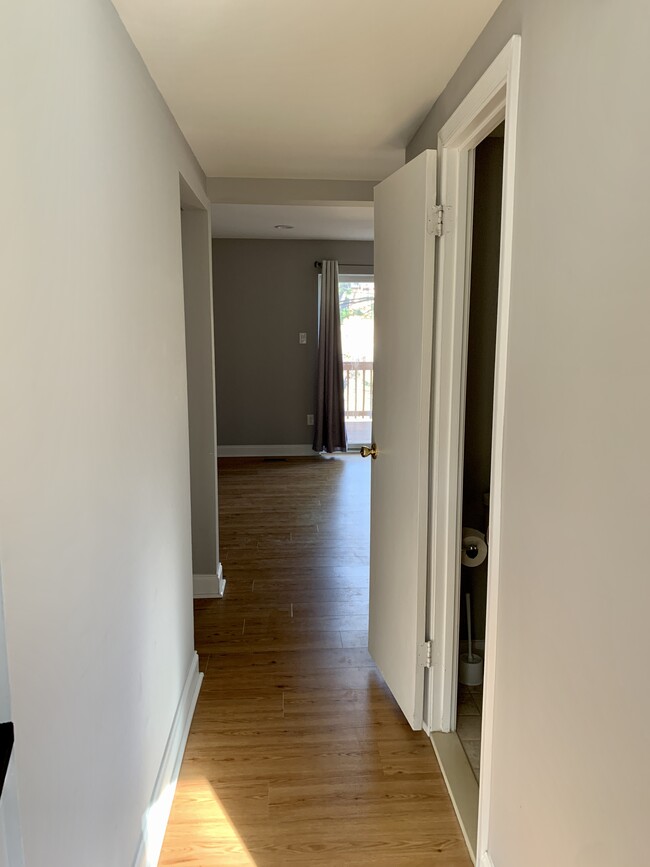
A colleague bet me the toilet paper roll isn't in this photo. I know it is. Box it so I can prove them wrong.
[461,527,488,568]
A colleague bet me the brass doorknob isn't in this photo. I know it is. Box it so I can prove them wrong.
[360,443,378,459]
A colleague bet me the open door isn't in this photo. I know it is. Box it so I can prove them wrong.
[367,150,437,730]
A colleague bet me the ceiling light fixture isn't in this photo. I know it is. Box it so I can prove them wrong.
[274,224,294,230]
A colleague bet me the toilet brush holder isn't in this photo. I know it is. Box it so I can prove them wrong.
[459,591,483,685]
[459,652,483,686]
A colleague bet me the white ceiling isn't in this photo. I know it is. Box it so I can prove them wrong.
[211,203,373,240]
[112,0,500,181]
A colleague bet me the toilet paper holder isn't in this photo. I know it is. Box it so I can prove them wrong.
[460,528,488,568]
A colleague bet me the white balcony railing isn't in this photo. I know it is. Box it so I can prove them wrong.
[343,360,373,420]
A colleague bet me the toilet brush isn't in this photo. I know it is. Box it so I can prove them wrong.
[466,592,474,662]
[459,591,484,686]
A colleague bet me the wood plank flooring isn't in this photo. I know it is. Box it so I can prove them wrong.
[159,456,471,866]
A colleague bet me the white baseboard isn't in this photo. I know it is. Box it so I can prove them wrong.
[193,563,225,598]
[217,444,315,457]
[132,652,203,867]
[479,854,495,867]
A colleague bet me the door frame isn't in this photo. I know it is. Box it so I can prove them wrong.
[426,35,521,865]
[179,174,225,600]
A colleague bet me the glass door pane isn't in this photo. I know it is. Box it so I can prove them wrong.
[338,275,374,446]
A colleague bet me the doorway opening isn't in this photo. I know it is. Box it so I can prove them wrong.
[456,125,504,782]
[179,176,223,599]
[338,273,375,447]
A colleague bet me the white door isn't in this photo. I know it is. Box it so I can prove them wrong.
[367,149,437,730]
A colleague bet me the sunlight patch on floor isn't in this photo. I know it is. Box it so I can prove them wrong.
[161,773,258,866]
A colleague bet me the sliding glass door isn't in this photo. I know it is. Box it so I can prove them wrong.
[338,274,375,447]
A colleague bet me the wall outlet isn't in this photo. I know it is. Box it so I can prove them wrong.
[307,414,314,425]
[299,332,307,344]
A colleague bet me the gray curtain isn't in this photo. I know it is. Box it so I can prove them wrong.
[313,260,347,453]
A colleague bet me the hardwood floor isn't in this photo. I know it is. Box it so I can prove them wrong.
[159,456,471,866]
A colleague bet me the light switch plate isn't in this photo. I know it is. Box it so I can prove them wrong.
[299,332,307,344]
[307,414,314,425]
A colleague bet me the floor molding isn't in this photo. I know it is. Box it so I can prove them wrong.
[479,854,496,867]
[193,563,226,598]
[217,444,315,457]
[132,652,203,867]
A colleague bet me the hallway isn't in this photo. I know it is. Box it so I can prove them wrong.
[160,456,471,866]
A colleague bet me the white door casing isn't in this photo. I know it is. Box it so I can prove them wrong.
[368,149,437,731]
[427,36,521,863]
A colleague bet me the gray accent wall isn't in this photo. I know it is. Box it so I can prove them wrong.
[212,239,373,447]
[409,2,650,865]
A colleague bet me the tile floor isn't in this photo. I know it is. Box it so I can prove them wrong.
[456,683,483,781]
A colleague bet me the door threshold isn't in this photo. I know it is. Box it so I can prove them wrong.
[430,731,479,864]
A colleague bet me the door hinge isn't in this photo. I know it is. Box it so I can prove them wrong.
[418,640,433,668]
[427,204,444,237]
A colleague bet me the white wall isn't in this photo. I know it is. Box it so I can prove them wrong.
[0,758,24,867]
[0,0,208,863]
[409,1,650,865]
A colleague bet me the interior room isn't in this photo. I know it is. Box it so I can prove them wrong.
[210,203,374,457]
